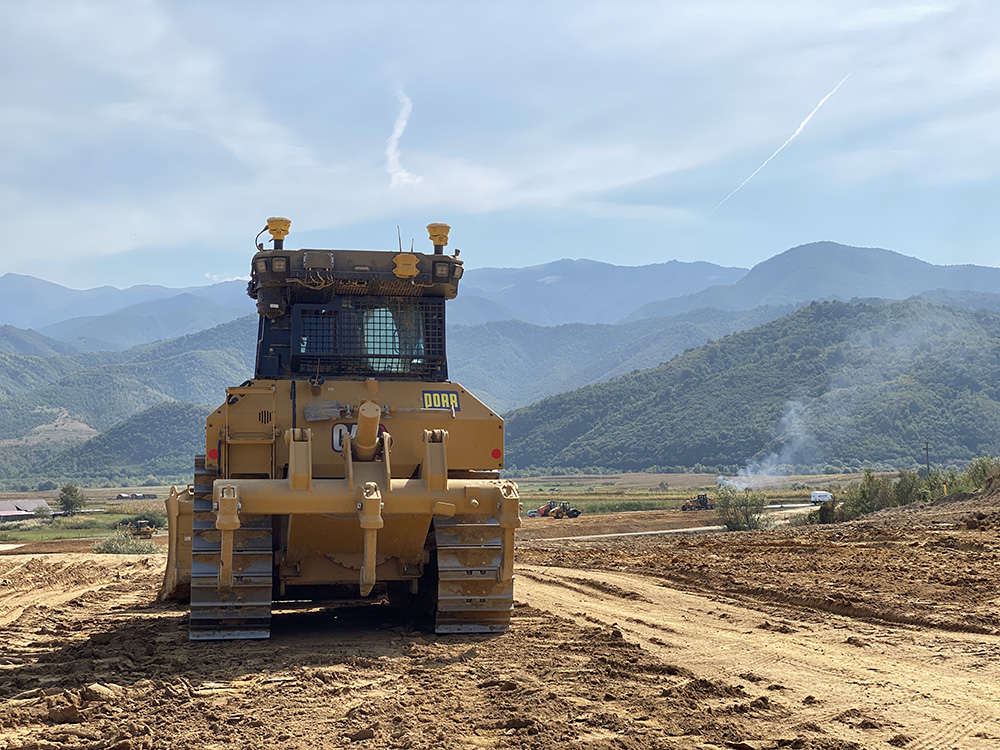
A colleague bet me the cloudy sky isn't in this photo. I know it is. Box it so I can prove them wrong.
[2,1,998,289]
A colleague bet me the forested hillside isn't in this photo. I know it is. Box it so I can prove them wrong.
[0,325,79,356]
[0,316,257,487]
[449,304,798,411]
[38,401,209,484]
[505,299,1000,473]
[38,293,253,351]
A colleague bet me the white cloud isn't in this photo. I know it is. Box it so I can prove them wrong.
[204,272,250,283]
[1,0,999,285]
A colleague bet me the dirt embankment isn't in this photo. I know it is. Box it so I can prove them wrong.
[0,493,998,749]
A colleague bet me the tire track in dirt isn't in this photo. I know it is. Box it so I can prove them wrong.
[0,554,156,627]
[663,574,1000,636]
[517,563,1000,749]
[904,705,995,750]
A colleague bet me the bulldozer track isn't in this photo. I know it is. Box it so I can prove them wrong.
[189,510,274,640]
[433,517,513,633]
[188,455,275,640]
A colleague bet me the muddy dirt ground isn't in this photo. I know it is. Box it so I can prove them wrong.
[1,494,998,749]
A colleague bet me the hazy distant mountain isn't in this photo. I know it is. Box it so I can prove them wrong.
[459,258,747,326]
[626,242,1000,320]
[0,259,746,338]
[448,295,527,326]
[0,273,251,333]
[0,273,185,329]
[39,292,254,351]
[11,244,999,338]
[0,325,79,356]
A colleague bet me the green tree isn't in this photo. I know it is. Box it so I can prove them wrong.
[33,504,52,520]
[715,484,771,531]
[57,484,86,516]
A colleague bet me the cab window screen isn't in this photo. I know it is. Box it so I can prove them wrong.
[292,298,446,379]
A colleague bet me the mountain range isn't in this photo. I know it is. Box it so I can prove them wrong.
[0,256,747,349]
[626,242,1000,320]
[1,240,999,486]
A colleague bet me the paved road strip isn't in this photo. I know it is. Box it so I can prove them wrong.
[519,525,726,543]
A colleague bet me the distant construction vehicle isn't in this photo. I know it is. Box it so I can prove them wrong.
[681,494,716,511]
[121,519,156,538]
[526,500,581,518]
[159,218,520,640]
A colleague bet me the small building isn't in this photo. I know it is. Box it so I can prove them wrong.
[0,498,54,522]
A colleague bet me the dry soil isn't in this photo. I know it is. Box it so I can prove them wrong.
[1,493,998,749]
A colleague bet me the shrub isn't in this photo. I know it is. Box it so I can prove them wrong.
[93,530,160,555]
[715,484,772,531]
[838,464,976,523]
[817,500,842,524]
[842,469,894,518]
[958,456,1000,492]
[893,469,926,506]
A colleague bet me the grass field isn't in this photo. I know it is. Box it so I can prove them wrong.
[513,471,857,514]
[0,487,170,542]
[0,516,136,542]
[0,474,864,542]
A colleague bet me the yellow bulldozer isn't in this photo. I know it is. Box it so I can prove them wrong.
[122,519,156,539]
[159,218,520,640]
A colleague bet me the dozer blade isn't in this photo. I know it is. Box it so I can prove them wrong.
[189,507,273,640]
[433,517,513,634]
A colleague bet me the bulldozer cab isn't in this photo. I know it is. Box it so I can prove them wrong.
[250,220,461,383]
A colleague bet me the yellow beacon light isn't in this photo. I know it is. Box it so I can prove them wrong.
[426,223,450,254]
[266,216,291,249]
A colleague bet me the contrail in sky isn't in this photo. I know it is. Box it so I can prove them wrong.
[385,89,422,187]
[710,73,852,215]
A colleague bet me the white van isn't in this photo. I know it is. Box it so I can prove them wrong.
[810,491,833,505]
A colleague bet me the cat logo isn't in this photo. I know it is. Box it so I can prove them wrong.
[422,390,461,411]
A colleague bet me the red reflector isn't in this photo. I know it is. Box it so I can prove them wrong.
[491,448,502,459]
[208,448,219,460]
